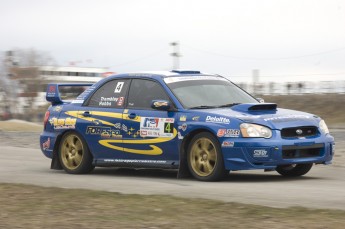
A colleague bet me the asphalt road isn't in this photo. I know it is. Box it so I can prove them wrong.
[1,145,345,210]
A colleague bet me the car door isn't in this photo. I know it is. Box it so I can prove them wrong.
[76,79,130,161]
[121,78,179,167]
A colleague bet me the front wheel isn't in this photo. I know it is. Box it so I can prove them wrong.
[187,132,226,181]
[59,131,94,174]
[276,163,313,177]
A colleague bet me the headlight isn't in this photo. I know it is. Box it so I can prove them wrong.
[240,123,272,138]
[319,119,329,134]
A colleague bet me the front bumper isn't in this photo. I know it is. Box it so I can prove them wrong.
[221,133,334,171]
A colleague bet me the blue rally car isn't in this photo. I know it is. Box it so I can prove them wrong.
[40,70,335,181]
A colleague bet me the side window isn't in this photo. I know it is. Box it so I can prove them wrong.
[127,79,170,109]
[87,79,129,108]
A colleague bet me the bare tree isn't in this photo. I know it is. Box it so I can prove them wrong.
[2,48,55,120]
[0,51,19,119]
[14,48,55,67]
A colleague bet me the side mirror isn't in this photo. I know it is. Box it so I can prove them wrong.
[256,98,265,103]
[151,100,171,111]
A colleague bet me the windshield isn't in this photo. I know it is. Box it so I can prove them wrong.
[164,76,258,109]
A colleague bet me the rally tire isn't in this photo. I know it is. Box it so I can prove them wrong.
[59,131,94,174]
[187,132,226,181]
[276,163,313,177]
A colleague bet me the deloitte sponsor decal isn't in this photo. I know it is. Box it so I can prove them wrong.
[205,116,230,124]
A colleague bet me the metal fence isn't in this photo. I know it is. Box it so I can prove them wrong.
[236,81,345,95]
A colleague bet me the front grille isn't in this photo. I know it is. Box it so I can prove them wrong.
[282,144,324,159]
[281,126,319,138]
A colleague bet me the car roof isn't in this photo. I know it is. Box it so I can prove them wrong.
[107,70,221,80]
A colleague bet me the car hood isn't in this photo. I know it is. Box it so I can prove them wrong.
[203,103,320,130]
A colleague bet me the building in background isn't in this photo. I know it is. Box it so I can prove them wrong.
[2,65,112,119]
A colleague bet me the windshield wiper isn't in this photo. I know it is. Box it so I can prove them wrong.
[217,103,242,108]
[189,105,218,109]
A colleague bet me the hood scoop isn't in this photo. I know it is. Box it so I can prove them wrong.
[232,103,277,112]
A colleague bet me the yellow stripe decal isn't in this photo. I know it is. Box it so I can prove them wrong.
[65,111,122,127]
[65,111,176,155]
[99,129,177,155]
[98,142,163,155]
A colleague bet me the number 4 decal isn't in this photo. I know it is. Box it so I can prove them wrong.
[164,122,174,133]
[114,82,124,93]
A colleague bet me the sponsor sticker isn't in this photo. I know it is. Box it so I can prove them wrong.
[264,115,311,122]
[49,117,76,129]
[180,115,187,121]
[205,115,230,124]
[42,138,50,150]
[86,126,122,138]
[224,129,240,137]
[178,123,187,131]
[103,159,167,164]
[140,117,175,137]
[222,141,234,147]
[253,149,268,158]
[117,97,124,106]
[47,85,56,97]
[217,129,226,137]
[218,129,241,137]
[192,116,200,121]
[164,76,228,84]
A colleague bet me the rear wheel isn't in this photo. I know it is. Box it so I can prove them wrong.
[187,132,226,181]
[59,131,94,174]
[276,163,313,177]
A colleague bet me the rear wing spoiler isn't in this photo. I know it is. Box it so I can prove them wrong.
[46,83,93,105]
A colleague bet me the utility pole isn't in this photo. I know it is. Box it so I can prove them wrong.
[252,69,260,94]
[170,42,181,69]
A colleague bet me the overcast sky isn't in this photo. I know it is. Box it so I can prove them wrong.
[1,0,345,82]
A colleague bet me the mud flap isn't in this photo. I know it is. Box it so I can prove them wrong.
[50,151,63,170]
[177,148,192,179]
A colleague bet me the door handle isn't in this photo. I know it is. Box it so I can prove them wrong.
[128,113,137,119]
[83,111,92,117]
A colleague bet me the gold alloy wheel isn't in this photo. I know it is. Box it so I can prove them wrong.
[190,137,217,177]
[61,134,84,170]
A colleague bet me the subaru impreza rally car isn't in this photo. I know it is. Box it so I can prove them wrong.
[40,70,334,181]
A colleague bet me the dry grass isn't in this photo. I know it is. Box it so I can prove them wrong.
[0,184,344,229]
[0,119,42,132]
[262,94,345,127]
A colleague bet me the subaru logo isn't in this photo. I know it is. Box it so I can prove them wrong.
[296,129,303,135]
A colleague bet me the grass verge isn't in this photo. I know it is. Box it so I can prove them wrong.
[0,183,344,228]
[262,94,345,127]
[0,120,42,132]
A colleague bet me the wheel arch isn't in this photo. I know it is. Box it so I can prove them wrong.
[177,128,220,178]
[50,129,93,170]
